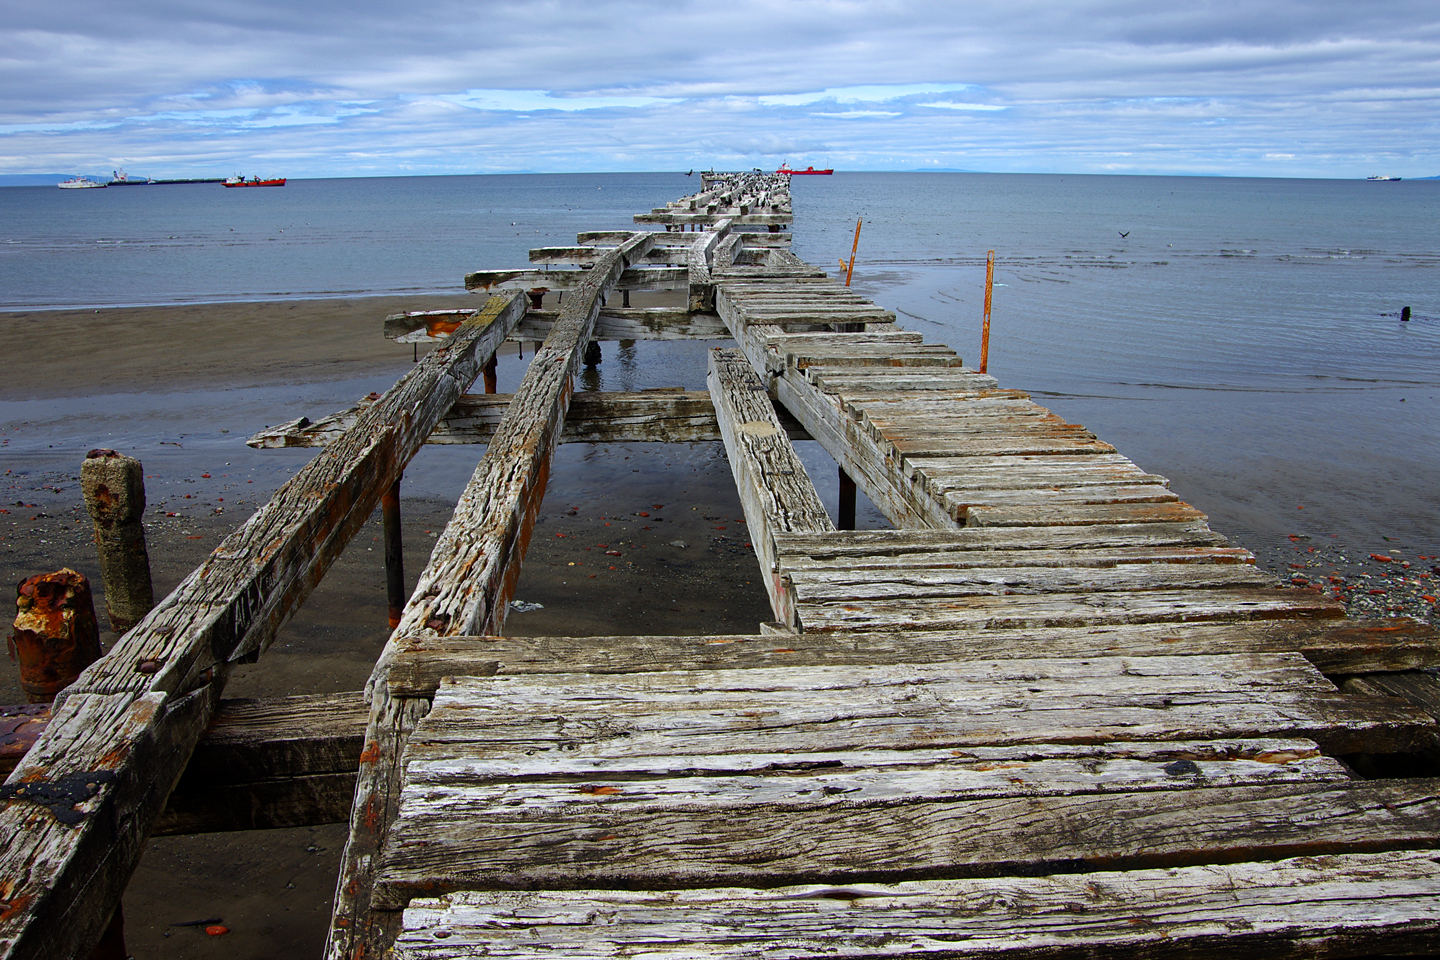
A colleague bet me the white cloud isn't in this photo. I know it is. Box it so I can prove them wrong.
[2,0,1438,177]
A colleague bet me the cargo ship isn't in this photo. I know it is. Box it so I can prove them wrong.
[224,175,286,188]
[777,163,833,175]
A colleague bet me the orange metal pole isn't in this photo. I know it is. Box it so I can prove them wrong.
[980,249,995,374]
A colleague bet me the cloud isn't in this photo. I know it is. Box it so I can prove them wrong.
[2,0,1438,177]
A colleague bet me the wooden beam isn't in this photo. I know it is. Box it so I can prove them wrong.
[709,348,835,627]
[687,218,731,312]
[385,307,729,344]
[464,265,684,293]
[246,390,812,448]
[0,292,526,960]
[325,232,655,960]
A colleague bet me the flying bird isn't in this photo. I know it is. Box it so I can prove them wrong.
[1118,231,1130,239]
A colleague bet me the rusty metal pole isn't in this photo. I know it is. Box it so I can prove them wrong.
[483,354,498,394]
[9,569,103,704]
[383,476,405,630]
[980,250,995,374]
[839,217,862,287]
[838,468,857,531]
[81,449,154,633]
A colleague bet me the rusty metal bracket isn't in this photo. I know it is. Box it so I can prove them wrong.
[0,770,116,825]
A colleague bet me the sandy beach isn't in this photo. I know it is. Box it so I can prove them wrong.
[3,293,1435,958]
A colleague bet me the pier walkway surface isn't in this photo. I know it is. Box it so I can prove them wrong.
[4,176,1440,959]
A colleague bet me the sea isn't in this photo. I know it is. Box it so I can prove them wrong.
[2,172,1438,569]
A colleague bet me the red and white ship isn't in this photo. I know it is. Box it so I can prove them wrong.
[777,163,833,175]
[223,175,286,188]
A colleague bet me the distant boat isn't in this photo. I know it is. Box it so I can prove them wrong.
[57,177,106,189]
[223,175,286,188]
[1366,175,1402,181]
[777,163,833,176]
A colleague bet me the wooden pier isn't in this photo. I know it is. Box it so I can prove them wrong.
[4,175,1440,959]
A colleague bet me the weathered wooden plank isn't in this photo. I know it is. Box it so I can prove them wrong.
[379,619,1440,697]
[794,586,1344,634]
[963,500,1209,526]
[0,292,526,960]
[152,691,365,835]
[771,371,958,528]
[528,245,687,265]
[326,233,655,960]
[385,307,728,343]
[464,265,684,292]
[248,391,815,449]
[787,562,1277,601]
[806,368,1001,393]
[396,655,1426,763]
[774,525,1230,556]
[709,348,834,626]
[780,543,1255,572]
[376,776,1440,903]
[370,658,1435,902]
[392,850,1440,959]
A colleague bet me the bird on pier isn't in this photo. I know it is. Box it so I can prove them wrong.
[1119,231,1130,239]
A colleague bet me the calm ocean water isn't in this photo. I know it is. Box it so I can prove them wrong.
[2,172,1437,560]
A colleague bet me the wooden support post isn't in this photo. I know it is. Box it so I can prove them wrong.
[483,355,497,394]
[8,570,103,704]
[838,467,857,531]
[981,249,995,374]
[382,477,405,630]
[80,450,154,633]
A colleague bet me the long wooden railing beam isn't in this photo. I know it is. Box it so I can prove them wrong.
[0,291,526,960]
[325,231,655,960]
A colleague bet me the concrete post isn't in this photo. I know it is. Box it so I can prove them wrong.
[81,449,155,633]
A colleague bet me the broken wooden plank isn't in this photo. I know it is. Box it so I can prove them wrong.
[0,291,526,960]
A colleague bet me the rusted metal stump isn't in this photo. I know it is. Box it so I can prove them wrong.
[8,568,103,704]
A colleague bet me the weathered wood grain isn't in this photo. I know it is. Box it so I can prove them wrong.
[463,264,685,293]
[248,391,813,449]
[326,233,655,960]
[793,586,1344,634]
[385,307,729,344]
[375,776,1440,903]
[392,850,1440,959]
[0,292,525,960]
[379,618,1440,697]
[708,348,834,625]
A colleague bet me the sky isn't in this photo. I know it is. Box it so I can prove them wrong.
[3,0,1438,180]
